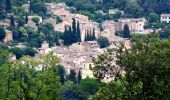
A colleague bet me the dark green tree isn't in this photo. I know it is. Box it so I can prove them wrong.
[80,78,102,95]
[76,21,81,42]
[97,36,109,48]
[123,24,131,38]
[0,26,6,41]
[0,0,6,20]
[148,12,159,23]
[72,18,77,43]
[77,70,82,84]
[25,14,28,24]
[10,15,15,27]
[57,65,65,84]
[92,28,96,40]
[63,27,72,45]
[5,0,12,12]
[68,69,77,83]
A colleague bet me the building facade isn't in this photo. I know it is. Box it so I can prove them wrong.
[161,14,170,23]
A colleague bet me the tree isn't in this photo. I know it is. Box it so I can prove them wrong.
[61,81,88,100]
[68,69,77,83]
[123,24,131,38]
[80,78,101,95]
[148,12,159,23]
[72,18,77,43]
[56,16,62,24]
[0,26,6,41]
[77,70,82,83]
[90,80,125,100]
[76,21,81,42]
[92,28,96,40]
[57,65,65,84]
[32,17,40,26]
[0,0,6,20]
[63,27,72,45]
[25,14,28,24]
[5,0,12,12]
[97,36,109,48]
[92,34,170,99]
[10,15,15,27]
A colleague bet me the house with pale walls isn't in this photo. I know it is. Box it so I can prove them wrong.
[38,41,53,55]
[108,9,119,15]
[160,14,170,23]
[102,20,116,35]
[115,18,146,34]
[4,30,13,43]
[0,19,10,29]
[81,58,94,79]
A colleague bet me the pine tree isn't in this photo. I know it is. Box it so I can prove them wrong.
[123,24,131,38]
[76,21,81,42]
[77,70,82,84]
[25,14,28,24]
[72,18,77,43]
[63,27,72,45]
[6,0,11,13]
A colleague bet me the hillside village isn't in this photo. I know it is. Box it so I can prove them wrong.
[0,0,170,99]
[1,2,170,82]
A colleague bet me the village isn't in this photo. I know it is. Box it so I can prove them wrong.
[1,2,170,82]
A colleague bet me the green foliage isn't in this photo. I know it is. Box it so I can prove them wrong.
[32,17,40,26]
[57,65,65,84]
[0,26,6,41]
[6,0,12,12]
[97,36,109,48]
[148,12,159,23]
[56,16,63,24]
[92,34,170,99]
[0,53,63,99]
[90,80,126,100]
[123,24,131,38]
[11,47,37,59]
[68,69,77,83]
[79,78,101,95]
[10,15,15,27]
[72,18,77,43]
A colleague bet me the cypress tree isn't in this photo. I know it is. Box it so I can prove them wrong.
[87,30,90,41]
[123,24,131,38]
[63,27,72,45]
[25,14,28,24]
[89,30,92,41]
[0,0,6,20]
[58,65,65,85]
[76,21,81,42]
[84,33,87,42]
[77,70,82,84]
[68,69,77,83]
[92,28,96,40]
[10,15,15,28]
[5,0,11,13]
[72,18,77,43]
[0,26,6,41]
